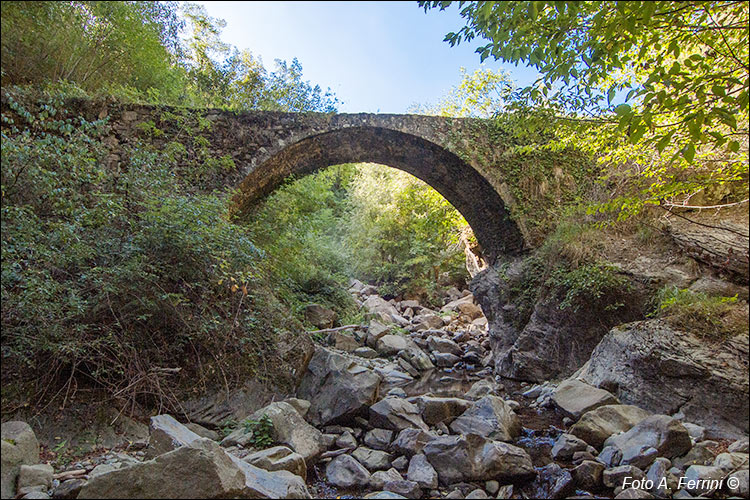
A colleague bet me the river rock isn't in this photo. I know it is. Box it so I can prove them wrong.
[570,405,652,449]
[407,453,438,489]
[683,465,726,496]
[645,457,672,498]
[410,396,471,426]
[147,414,202,457]
[17,464,53,491]
[551,433,590,461]
[573,460,605,491]
[577,320,749,438]
[620,445,659,470]
[615,488,655,499]
[370,398,428,432]
[248,401,323,462]
[422,434,535,485]
[364,429,394,451]
[352,447,393,471]
[244,445,307,480]
[329,331,361,352]
[434,352,460,367]
[383,479,421,498]
[391,429,435,457]
[325,454,371,489]
[427,336,463,356]
[2,421,40,500]
[78,438,309,498]
[377,335,410,356]
[367,321,393,348]
[713,451,749,471]
[466,379,499,400]
[369,468,403,490]
[551,379,619,420]
[363,296,402,325]
[672,440,718,470]
[399,347,434,371]
[530,463,575,499]
[336,431,358,450]
[184,422,220,441]
[365,491,407,499]
[305,304,337,329]
[297,346,381,426]
[604,415,692,460]
[449,396,521,442]
[416,314,445,330]
[603,465,645,488]
[729,438,749,453]
[726,469,749,497]
[52,478,86,499]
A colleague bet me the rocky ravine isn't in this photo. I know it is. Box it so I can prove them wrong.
[2,282,748,499]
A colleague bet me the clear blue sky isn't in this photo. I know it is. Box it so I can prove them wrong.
[194,1,540,114]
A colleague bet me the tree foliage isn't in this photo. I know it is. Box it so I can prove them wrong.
[249,163,471,310]
[0,1,338,112]
[1,1,184,94]
[421,1,749,216]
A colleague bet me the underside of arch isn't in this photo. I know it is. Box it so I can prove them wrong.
[232,127,524,262]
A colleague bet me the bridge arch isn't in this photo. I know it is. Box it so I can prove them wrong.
[232,126,524,262]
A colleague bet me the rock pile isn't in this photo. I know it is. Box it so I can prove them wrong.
[3,284,747,499]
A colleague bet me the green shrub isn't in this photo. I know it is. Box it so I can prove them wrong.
[1,89,304,410]
[653,286,744,340]
[242,414,275,448]
[546,262,631,312]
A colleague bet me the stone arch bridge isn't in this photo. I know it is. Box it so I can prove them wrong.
[82,102,525,262]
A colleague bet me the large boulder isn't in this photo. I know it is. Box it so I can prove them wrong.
[577,320,749,438]
[551,379,619,420]
[297,345,381,426]
[248,402,323,462]
[422,434,535,485]
[1,421,40,500]
[78,438,310,498]
[146,414,202,458]
[370,398,429,432]
[604,415,692,460]
[449,396,521,441]
[470,263,645,382]
[570,405,651,449]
